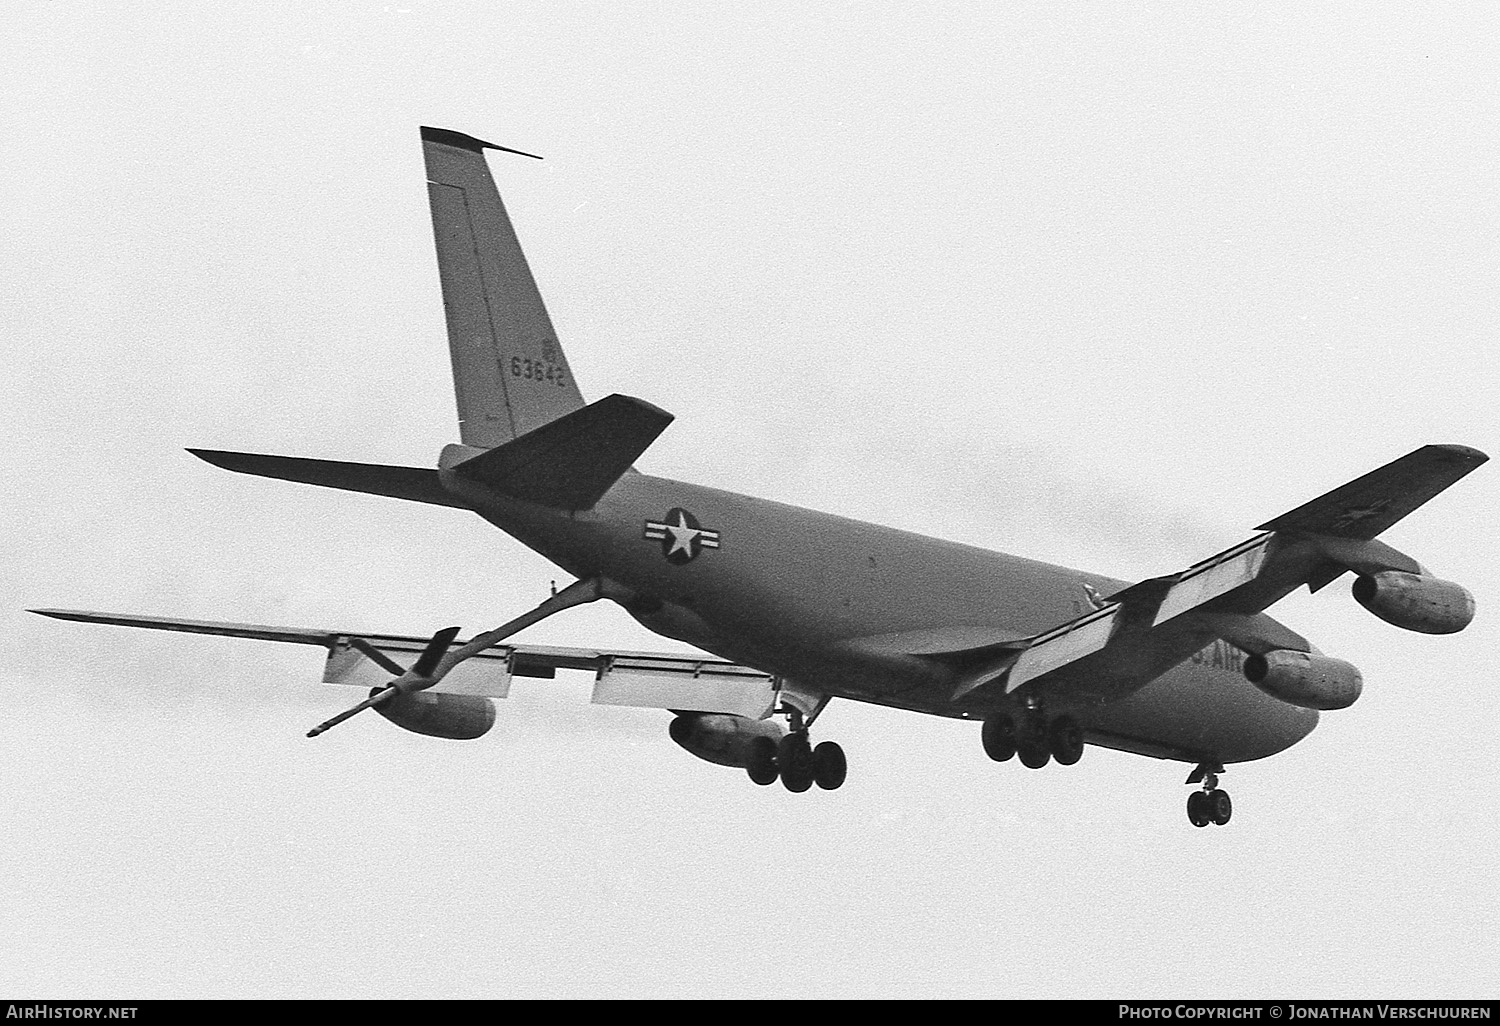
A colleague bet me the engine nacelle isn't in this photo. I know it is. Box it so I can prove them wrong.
[1244,650,1362,711]
[374,689,496,740]
[669,712,785,768]
[1352,571,1475,635]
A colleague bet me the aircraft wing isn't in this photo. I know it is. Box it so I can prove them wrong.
[30,609,777,719]
[949,444,1487,705]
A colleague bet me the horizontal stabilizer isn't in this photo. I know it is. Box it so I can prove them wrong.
[449,393,673,510]
[188,450,468,508]
[1257,444,1488,539]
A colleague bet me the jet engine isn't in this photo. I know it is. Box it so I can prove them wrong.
[1243,650,1362,711]
[669,712,785,768]
[374,689,496,739]
[1352,570,1475,635]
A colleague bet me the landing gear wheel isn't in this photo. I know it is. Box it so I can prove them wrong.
[1187,790,1211,827]
[981,715,1017,762]
[1017,716,1051,768]
[812,741,847,790]
[746,736,779,786]
[1017,737,1051,769]
[1209,789,1232,826]
[1017,742,1051,769]
[1048,716,1084,766]
[777,733,813,793]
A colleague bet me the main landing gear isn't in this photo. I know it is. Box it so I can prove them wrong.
[1185,762,1232,827]
[745,704,847,792]
[981,709,1084,769]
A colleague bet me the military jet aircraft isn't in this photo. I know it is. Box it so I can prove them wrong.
[34,127,1487,827]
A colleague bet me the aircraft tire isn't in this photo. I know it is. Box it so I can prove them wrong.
[1209,789,1232,826]
[812,741,847,790]
[1048,716,1084,766]
[1017,739,1051,769]
[981,715,1017,762]
[1187,791,1211,827]
[777,733,814,793]
[746,737,779,785]
[782,769,813,793]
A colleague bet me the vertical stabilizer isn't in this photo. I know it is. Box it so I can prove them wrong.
[421,126,586,447]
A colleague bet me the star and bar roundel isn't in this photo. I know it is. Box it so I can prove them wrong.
[643,508,721,564]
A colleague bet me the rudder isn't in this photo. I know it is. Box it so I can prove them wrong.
[421,126,586,447]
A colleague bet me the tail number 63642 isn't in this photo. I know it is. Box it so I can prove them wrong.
[511,356,567,388]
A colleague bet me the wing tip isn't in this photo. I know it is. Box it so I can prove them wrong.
[1424,443,1489,466]
[28,608,124,626]
[187,448,249,473]
[600,392,675,426]
[1255,443,1490,534]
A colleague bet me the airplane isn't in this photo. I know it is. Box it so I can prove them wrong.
[33,126,1488,827]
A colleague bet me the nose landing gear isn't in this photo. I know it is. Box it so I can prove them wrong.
[1185,761,1232,827]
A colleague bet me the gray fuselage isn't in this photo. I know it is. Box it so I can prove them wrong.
[449,468,1318,765]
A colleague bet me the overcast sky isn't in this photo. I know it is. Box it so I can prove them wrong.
[3,2,1498,999]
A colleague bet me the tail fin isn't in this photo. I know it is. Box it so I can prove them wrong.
[421,126,586,447]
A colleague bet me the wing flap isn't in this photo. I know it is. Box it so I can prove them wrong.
[592,657,776,718]
[322,639,513,697]
[1006,605,1119,692]
[1149,534,1274,626]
